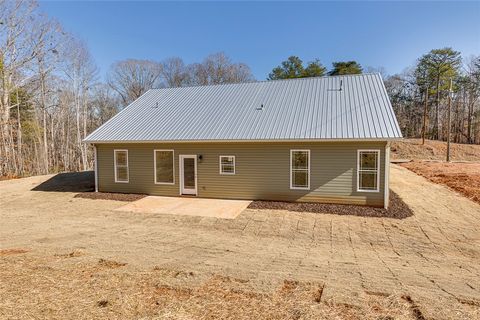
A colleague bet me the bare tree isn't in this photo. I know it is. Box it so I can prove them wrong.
[464,56,480,143]
[0,0,60,176]
[160,57,190,88]
[364,66,387,78]
[0,1,210,179]
[189,52,253,86]
[61,37,98,171]
[0,3,260,180]
[384,70,423,138]
[107,59,162,105]
[90,84,120,125]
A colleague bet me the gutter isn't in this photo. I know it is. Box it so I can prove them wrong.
[83,138,403,144]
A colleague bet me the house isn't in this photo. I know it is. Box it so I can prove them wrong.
[84,73,402,208]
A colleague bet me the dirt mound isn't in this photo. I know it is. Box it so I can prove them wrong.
[391,139,480,161]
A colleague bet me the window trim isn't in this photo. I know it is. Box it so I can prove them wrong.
[154,149,175,185]
[357,149,380,193]
[219,155,236,175]
[290,149,310,190]
[114,149,129,183]
[384,144,390,208]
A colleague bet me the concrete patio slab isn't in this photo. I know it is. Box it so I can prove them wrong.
[114,196,251,219]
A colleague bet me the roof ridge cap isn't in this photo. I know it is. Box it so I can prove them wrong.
[149,73,380,91]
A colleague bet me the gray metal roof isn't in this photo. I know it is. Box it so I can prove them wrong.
[84,73,402,143]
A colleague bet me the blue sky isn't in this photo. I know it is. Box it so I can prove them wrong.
[40,1,480,80]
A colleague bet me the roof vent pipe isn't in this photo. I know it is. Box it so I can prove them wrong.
[327,80,343,92]
[256,104,264,111]
[153,102,159,108]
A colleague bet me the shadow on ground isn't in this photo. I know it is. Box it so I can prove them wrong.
[32,171,95,192]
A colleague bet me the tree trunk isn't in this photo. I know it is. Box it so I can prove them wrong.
[17,100,23,176]
[1,72,12,176]
[434,75,440,140]
[40,68,49,174]
[81,90,88,171]
[467,89,474,144]
[74,73,84,172]
[422,89,428,145]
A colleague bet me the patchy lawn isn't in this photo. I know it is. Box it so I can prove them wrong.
[0,165,479,319]
[401,161,480,204]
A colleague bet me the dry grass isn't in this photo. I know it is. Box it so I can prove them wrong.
[391,139,480,161]
[0,248,29,256]
[54,250,85,258]
[98,258,128,269]
[3,252,473,320]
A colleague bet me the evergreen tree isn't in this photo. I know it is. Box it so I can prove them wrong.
[303,59,327,78]
[268,56,326,80]
[329,61,363,75]
[414,47,461,139]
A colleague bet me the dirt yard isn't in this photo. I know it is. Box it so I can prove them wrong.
[1,165,479,319]
[401,161,480,205]
[391,138,480,161]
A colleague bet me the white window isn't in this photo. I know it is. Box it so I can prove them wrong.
[114,149,129,183]
[154,150,174,184]
[290,150,310,190]
[357,150,380,192]
[219,156,235,175]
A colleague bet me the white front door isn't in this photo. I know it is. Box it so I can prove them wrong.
[180,155,197,195]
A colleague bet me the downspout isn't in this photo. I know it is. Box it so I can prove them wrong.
[384,142,390,209]
[94,144,98,192]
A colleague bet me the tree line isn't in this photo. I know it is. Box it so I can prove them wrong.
[386,49,480,145]
[1,0,479,178]
[267,56,363,80]
[0,0,253,178]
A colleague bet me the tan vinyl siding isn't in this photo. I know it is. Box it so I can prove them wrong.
[96,141,387,206]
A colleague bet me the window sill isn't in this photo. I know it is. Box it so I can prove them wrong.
[357,189,380,193]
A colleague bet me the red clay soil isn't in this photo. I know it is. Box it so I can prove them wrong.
[391,139,480,161]
[400,161,480,204]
